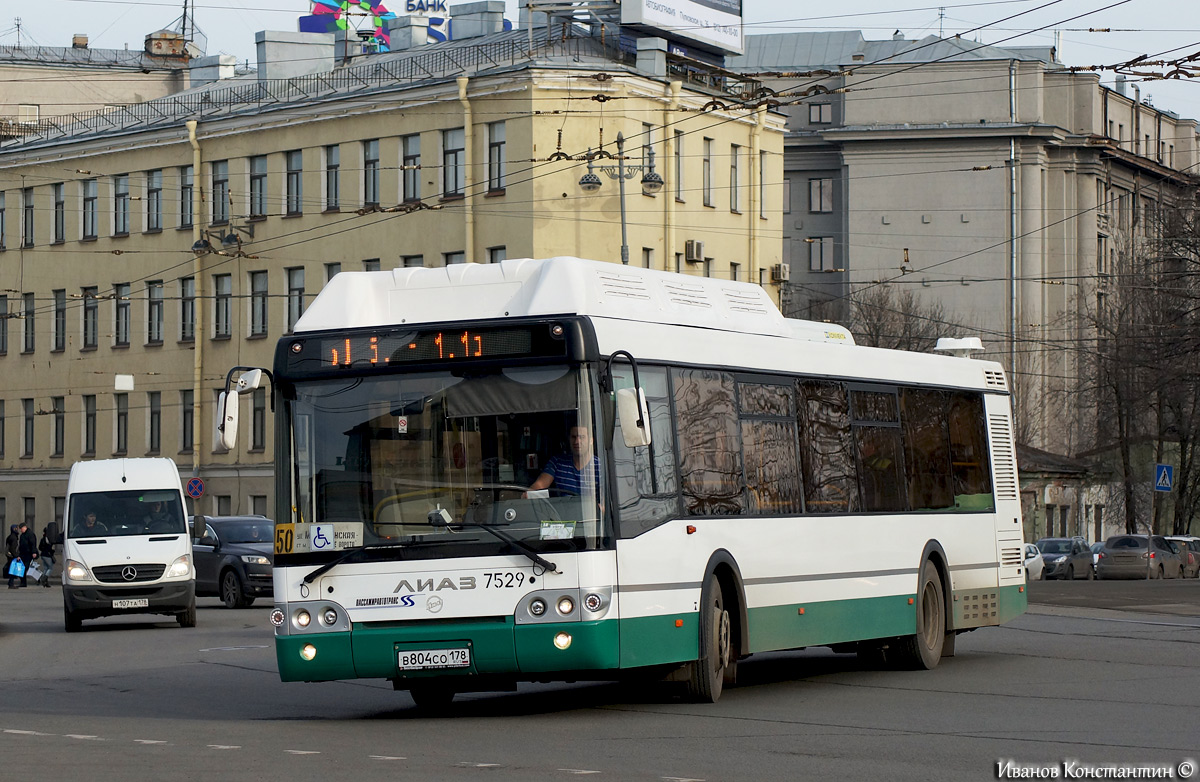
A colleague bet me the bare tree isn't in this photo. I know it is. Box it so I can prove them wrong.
[845,284,949,353]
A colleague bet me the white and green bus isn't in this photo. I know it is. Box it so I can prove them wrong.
[228,257,1026,705]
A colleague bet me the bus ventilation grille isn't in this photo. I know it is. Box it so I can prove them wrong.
[988,414,1019,500]
[960,592,999,621]
[983,370,1007,390]
[722,288,773,316]
[596,271,653,302]
[1001,546,1023,567]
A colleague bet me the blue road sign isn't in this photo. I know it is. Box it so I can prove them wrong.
[186,477,205,499]
[1155,464,1174,492]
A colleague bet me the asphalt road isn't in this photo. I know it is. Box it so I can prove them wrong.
[1,581,1197,781]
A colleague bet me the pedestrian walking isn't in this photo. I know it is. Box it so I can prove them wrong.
[5,524,20,589]
[38,524,56,588]
[17,522,37,588]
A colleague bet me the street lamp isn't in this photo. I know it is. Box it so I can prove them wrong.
[578,132,663,265]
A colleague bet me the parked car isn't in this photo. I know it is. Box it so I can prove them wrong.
[191,515,274,607]
[1095,534,1184,579]
[1091,540,1105,567]
[1024,543,1045,581]
[1166,536,1200,578]
[1035,537,1094,580]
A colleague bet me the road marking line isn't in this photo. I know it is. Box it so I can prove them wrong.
[284,750,320,755]
[208,745,242,750]
[458,763,503,768]
[369,756,407,761]
[64,735,103,741]
[662,777,705,781]
[559,770,602,775]
[4,730,54,736]
[134,740,169,745]
[198,646,271,652]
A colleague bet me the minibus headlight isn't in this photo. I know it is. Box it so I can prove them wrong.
[65,559,93,583]
[165,554,192,579]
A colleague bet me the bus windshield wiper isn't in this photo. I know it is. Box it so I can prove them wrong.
[428,510,558,574]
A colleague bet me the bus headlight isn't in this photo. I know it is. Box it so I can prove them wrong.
[65,559,93,583]
[296,610,312,628]
[553,632,572,650]
[270,608,285,627]
[583,593,604,612]
[556,596,575,616]
[300,644,317,661]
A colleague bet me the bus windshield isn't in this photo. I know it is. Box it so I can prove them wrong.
[285,364,606,558]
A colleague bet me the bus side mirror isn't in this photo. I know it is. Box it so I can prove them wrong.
[236,368,263,393]
[216,391,239,452]
[616,387,652,448]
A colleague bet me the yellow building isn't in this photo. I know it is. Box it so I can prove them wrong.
[0,25,785,525]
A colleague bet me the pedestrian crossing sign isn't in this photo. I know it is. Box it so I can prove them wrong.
[1155,464,1173,492]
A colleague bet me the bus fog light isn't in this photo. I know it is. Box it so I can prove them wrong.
[553,632,572,650]
[322,608,338,625]
[583,593,603,612]
[529,598,547,616]
[300,644,317,661]
[296,610,312,628]
[270,608,285,627]
[556,596,575,615]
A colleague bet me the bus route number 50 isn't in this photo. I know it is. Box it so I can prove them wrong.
[275,524,294,555]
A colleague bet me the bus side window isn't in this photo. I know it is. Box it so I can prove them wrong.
[674,369,745,517]
[612,366,680,537]
[797,380,859,513]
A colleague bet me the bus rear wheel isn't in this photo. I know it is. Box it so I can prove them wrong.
[685,575,731,703]
[891,560,945,670]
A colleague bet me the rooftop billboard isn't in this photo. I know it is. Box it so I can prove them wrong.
[621,0,743,56]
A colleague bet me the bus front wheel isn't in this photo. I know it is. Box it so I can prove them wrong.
[892,560,945,670]
[685,575,731,703]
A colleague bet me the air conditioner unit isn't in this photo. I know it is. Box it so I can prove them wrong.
[684,239,705,263]
[771,263,790,282]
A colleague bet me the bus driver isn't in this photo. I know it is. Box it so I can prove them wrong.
[528,425,600,496]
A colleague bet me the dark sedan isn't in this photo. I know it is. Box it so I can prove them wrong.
[192,515,274,608]
[1035,537,1094,580]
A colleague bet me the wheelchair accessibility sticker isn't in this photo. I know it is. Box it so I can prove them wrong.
[274,522,364,554]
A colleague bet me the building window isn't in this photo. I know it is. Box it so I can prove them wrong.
[286,150,303,215]
[250,270,268,336]
[487,246,506,264]
[730,261,740,281]
[363,259,380,272]
[443,128,465,196]
[83,395,96,455]
[147,281,164,344]
[82,286,98,349]
[180,389,194,452]
[702,138,713,207]
[673,130,684,202]
[180,165,193,228]
[251,495,267,516]
[0,193,6,249]
[22,398,34,457]
[402,255,424,268]
[363,139,380,206]
[113,174,130,235]
[0,401,5,457]
[22,187,34,247]
[146,170,162,231]
[114,283,131,347]
[215,495,232,516]
[641,247,653,269]
[810,103,832,124]
[22,292,34,353]
[0,295,6,355]
[52,397,64,457]
[213,274,231,338]
[52,182,65,242]
[759,151,767,219]
[82,179,98,239]
[211,160,229,224]
[114,393,128,454]
[324,145,340,210]
[809,178,833,213]
[402,134,421,202]
[729,144,741,213]
[147,391,161,453]
[809,237,834,272]
[783,178,791,214]
[53,289,66,351]
[325,262,341,282]
[249,155,267,218]
[444,251,465,265]
[251,387,266,450]
[180,277,195,341]
[487,122,506,192]
[287,267,305,332]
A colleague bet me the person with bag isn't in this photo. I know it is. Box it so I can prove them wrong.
[6,524,20,589]
[17,522,37,588]
[38,525,56,588]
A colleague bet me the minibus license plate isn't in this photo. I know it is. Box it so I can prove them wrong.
[398,648,470,670]
[112,598,149,609]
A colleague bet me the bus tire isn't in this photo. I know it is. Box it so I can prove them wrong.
[409,682,455,710]
[684,575,731,703]
[892,560,945,670]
